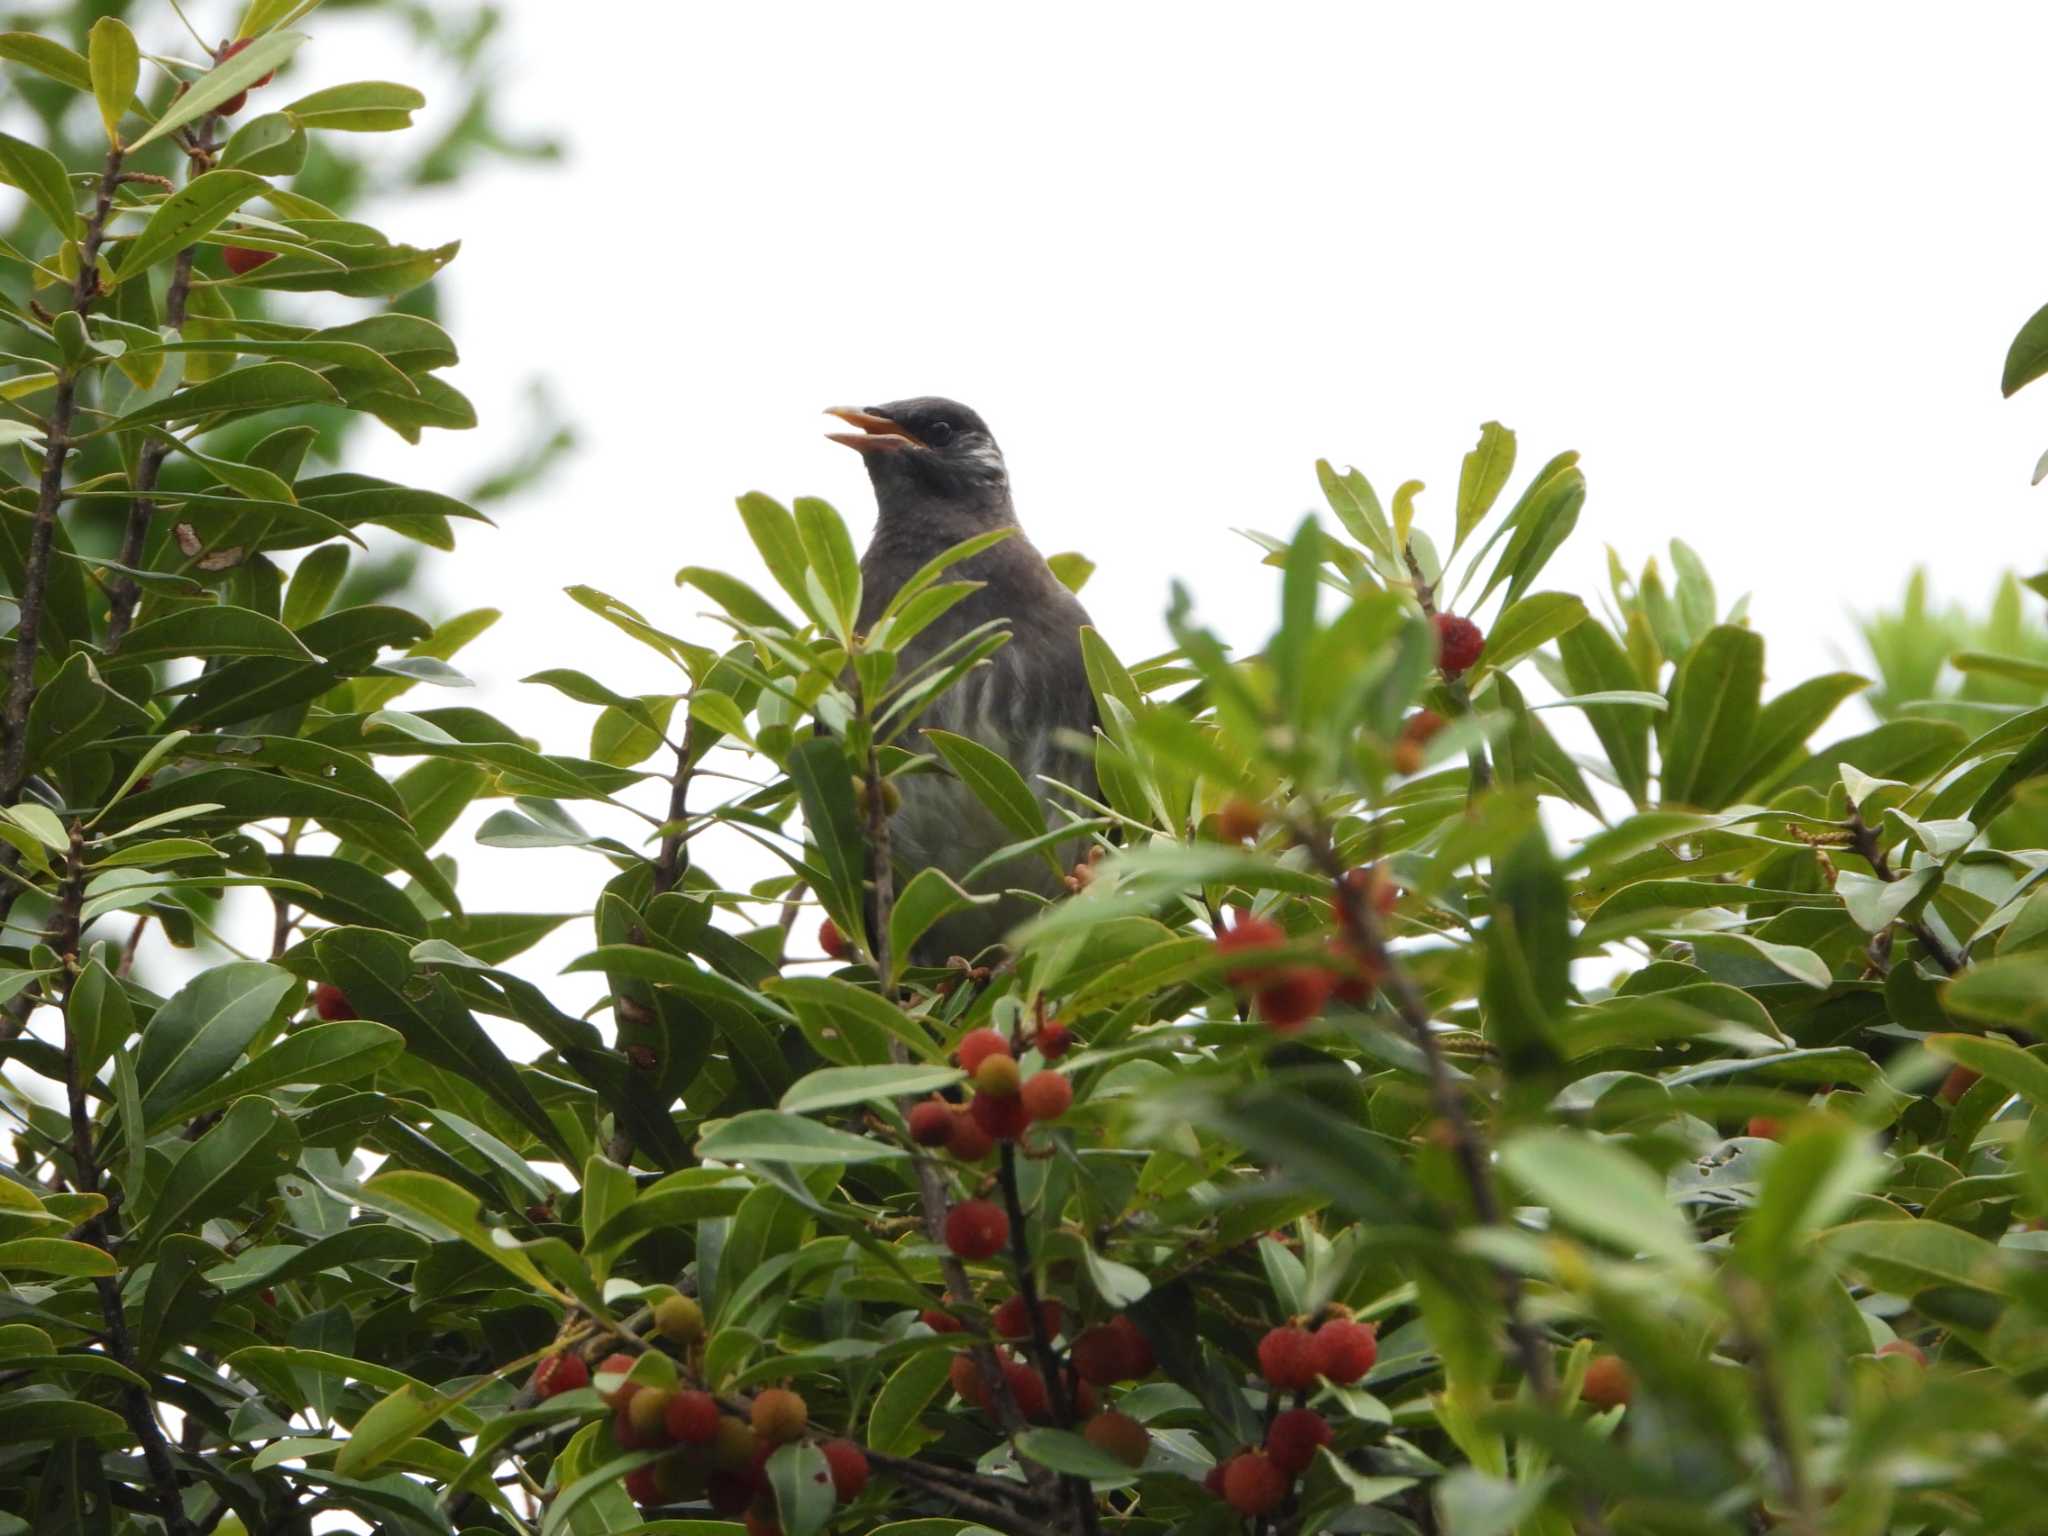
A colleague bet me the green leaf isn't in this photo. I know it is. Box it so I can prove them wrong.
[0,130,80,240]
[100,604,317,669]
[1729,672,1870,799]
[768,1441,836,1536]
[103,361,340,430]
[1926,1033,2048,1107]
[765,975,946,1064]
[335,1380,466,1478]
[697,1110,908,1166]
[219,111,308,175]
[1480,455,1584,609]
[359,1169,565,1299]
[923,727,1048,844]
[2004,298,2048,396]
[0,1400,126,1445]
[1835,868,1936,936]
[1454,421,1516,552]
[1497,1129,1702,1270]
[1047,550,1095,594]
[283,80,425,131]
[1014,1429,1143,1486]
[736,491,818,625]
[1469,591,1584,680]
[1737,1120,1884,1274]
[113,170,272,283]
[868,1346,954,1455]
[889,868,997,978]
[1942,953,2048,1032]
[0,32,93,94]
[0,1237,116,1276]
[66,958,132,1081]
[128,32,306,151]
[86,17,138,145]
[780,1063,964,1115]
[132,961,297,1126]
[880,527,1015,622]
[1821,1218,2006,1295]
[1660,624,1764,808]
[162,1018,404,1125]
[133,1095,299,1255]
[1316,459,1393,561]
[792,496,862,639]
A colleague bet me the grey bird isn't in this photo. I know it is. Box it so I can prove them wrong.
[828,397,1099,963]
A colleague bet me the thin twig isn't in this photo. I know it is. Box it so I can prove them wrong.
[2,148,125,798]
[652,717,699,896]
[1844,811,1962,976]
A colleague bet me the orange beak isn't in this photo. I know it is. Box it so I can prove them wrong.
[825,406,924,453]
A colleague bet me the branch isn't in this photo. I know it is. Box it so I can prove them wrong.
[999,1143,1104,1536]
[50,821,197,1536]
[1844,811,1962,976]
[652,717,699,896]
[1308,824,1555,1404]
[1,148,125,800]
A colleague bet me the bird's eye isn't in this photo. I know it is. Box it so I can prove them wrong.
[927,421,954,447]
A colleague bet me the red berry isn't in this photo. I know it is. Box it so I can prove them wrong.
[743,1508,782,1536]
[1109,1314,1155,1377]
[594,1352,641,1407]
[750,1387,807,1444]
[820,1437,869,1501]
[1266,1407,1332,1477]
[1084,1410,1151,1468]
[1215,910,1287,986]
[949,1350,991,1410]
[947,1106,995,1161]
[1217,796,1267,843]
[908,1098,955,1146]
[664,1389,720,1444]
[1222,1451,1288,1516]
[312,983,354,1020]
[1004,1355,1052,1422]
[920,1306,963,1333]
[1204,1461,1229,1496]
[1328,940,1382,1006]
[956,1027,1012,1075]
[1878,1338,1928,1366]
[1581,1353,1634,1409]
[1073,1378,1101,1418]
[1311,1317,1377,1384]
[1255,966,1333,1032]
[1746,1115,1784,1140]
[625,1463,663,1507]
[1020,1070,1073,1122]
[993,1294,1064,1340]
[1257,1326,1320,1391]
[1938,1064,1981,1105]
[1036,1020,1075,1059]
[1401,708,1448,745]
[818,916,851,960]
[707,1470,755,1515]
[944,1198,1009,1260]
[1434,612,1485,674]
[222,245,275,276]
[1340,864,1401,916]
[969,1088,1030,1141]
[532,1354,589,1399]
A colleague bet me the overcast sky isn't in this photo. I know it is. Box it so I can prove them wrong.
[296,1,2048,1017]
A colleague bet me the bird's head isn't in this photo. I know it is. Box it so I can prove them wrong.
[826,397,1011,522]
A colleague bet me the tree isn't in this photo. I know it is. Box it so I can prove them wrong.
[4,8,2048,1536]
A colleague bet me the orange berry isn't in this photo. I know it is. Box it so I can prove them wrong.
[818,916,851,959]
[973,1052,1022,1097]
[594,1352,641,1407]
[820,1437,869,1500]
[908,1098,955,1146]
[750,1387,807,1444]
[1215,910,1286,986]
[1938,1064,1982,1105]
[956,1028,1012,1074]
[1746,1115,1784,1140]
[1581,1353,1634,1409]
[1217,796,1267,843]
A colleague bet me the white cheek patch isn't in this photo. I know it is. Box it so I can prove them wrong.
[962,440,1008,479]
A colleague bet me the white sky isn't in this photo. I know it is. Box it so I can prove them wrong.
[120,4,2048,1006]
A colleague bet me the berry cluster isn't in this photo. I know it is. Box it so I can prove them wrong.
[1213,874,1394,1032]
[1201,1313,1379,1514]
[529,1296,870,1531]
[909,1026,1078,1157]
[934,1296,1157,1445]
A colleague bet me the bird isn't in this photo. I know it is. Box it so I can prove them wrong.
[827,397,1100,963]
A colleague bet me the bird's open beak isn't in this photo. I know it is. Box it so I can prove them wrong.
[825,407,924,454]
